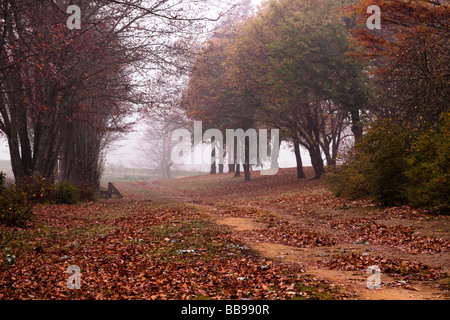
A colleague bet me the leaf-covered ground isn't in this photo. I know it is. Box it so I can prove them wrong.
[1,168,448,299]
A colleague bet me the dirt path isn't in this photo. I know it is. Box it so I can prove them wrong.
[115,169,449,300]
[213,215,447,300]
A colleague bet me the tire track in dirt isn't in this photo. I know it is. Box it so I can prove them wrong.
[212,214,447,300]
[199,205,448,300]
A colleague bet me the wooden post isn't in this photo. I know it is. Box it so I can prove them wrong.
[108,182,123,199]
[101,182,123,199]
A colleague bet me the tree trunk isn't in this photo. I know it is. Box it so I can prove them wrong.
[7,135,25,186]
[165,163,171,179]
[4,61,33,185]
[244,137,251,181]
[351,110,363,144]
[327,158,337,168]
[60,110,104,194]
[308,145,325,179]
[293,140,306,179]
[233,140,240,177]
[243,164,250,181]
[234,164,241,177]
[210,136,216,174]
[218,147,225,173]
[18,105,33,176]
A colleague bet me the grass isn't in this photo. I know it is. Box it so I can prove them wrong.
[145,218,246,263]
[160,173,240,192]
[101,165,208,182]
[65,224,116,240]
[293,281,338,300]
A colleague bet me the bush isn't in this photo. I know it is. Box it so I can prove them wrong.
[17,173,81,204]
[324,151,371,200]
[358,122,410,206]
[0,172,5,189]
[76,181,97,202]
[0,186,33,227]
[54,181,80,204]
[326,112,449,212]
[19,173,56,204]
[404,113,450,212]
[325,121,410,206]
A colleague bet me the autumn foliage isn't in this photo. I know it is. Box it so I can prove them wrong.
[1,0,224,191]
[0,173,33,226]
[326,0,449,211]
[1,170,448,300]
[0,0,448,303]
[184,0,371,180]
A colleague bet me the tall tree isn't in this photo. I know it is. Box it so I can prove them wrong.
[350,0,449,126]
[328,0,449,209]
[182,0,260,180]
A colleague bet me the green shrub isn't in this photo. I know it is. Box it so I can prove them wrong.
[0,186,33,226]
[324,151,371,200]
[0,172,5,189]
[19,173,56,204]
[325,120,410,206]
[404,112,450,212]
[359,122,410,206]
[54,181,80,204]
[18,174,81,204]
[326,112,449,212]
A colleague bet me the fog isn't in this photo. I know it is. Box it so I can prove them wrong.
[106,132,307,169]
[0,0,309,180]
[0,117,309,181]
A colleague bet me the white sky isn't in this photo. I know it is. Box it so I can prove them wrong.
[0,136,8,161]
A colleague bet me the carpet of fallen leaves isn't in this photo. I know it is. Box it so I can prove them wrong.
[1,168,449,300]
[327,253,447,282]
[329,218,450,254]
[241,221,339,248]
[161,168,450,298]
[0,198,345,299]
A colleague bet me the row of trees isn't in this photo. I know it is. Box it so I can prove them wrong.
[2,0,446,211]
[180,0,448,211]
[182,0,371,181]
[0,0,234,193]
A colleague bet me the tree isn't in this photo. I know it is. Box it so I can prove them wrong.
[182,37,232,174]
[182,0,260,180]
[0,0,238,188]
[327,0,449,209]
[350,0,449,126]
[225,0,366,178]
[138,103,189,180]
[0,0,138,190]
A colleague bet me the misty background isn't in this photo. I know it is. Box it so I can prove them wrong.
[0,0,309,182]
[0,118,307,181]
